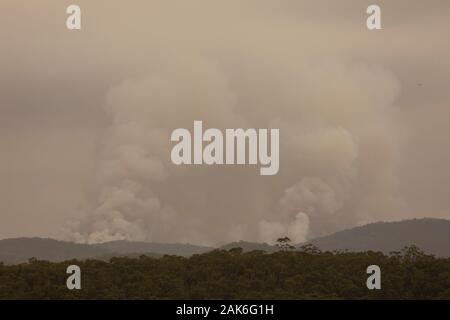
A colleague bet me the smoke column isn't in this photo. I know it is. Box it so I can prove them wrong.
[65,1,404,245]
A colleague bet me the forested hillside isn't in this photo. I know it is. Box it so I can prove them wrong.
[1,246,449,299]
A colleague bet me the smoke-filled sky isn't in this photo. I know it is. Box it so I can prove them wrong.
[1,0,450,245]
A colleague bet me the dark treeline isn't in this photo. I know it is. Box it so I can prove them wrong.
[0,245,449,299]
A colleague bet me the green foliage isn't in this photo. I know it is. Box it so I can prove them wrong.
[0,246,449,299]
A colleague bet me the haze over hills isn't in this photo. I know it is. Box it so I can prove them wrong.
[0,238,212,264]
[303,218,450,257]
[1,218,450,264]
[219,241,277,253]
[0,238,107,265]
[94,240,212,257]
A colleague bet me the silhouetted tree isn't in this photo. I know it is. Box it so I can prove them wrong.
[275,237,295,251]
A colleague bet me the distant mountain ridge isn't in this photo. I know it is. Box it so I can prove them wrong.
[1,218,450,264]
[0,238,107,264]
[0,238,212,264]
[303,218,450,257]
[219,241,277,253]
[94,240,212,256]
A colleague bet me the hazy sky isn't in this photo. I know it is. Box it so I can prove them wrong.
[0,0,449,245]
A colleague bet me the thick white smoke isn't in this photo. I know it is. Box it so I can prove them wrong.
[64,1,404,245]
[66,56,402,245]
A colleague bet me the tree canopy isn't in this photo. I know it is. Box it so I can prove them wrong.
[0,246,449,299]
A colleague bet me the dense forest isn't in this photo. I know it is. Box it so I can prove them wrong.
[0,245,449,299]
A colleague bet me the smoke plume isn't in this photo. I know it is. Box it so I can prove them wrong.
[63,1,404,245]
